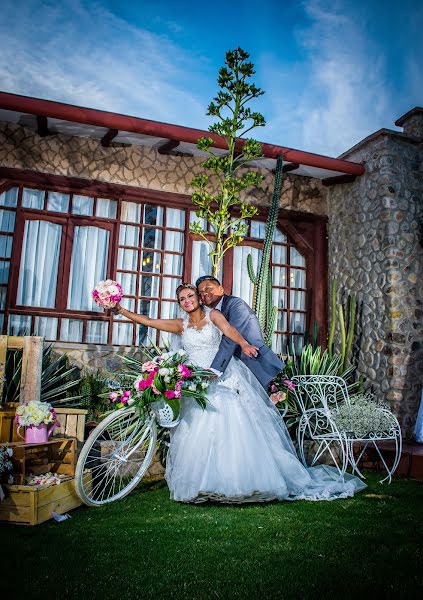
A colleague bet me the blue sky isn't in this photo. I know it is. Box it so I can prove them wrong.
[0,0,421,156]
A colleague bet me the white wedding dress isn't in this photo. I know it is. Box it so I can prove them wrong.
[166,308,366,503]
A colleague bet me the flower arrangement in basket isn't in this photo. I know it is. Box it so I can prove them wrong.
[92,279,123,309]
[109,349,211,427]
[15,400,60,444]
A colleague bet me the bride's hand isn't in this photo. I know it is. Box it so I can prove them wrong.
[241,343,259,358]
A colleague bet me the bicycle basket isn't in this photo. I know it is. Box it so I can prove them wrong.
[151,400,180,428]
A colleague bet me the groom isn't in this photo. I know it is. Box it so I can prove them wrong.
[196,275,285,389]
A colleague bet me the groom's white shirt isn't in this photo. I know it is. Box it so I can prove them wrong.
[209,298,224,376]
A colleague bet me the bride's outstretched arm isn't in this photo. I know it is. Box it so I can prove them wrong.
[113,305,183,334]
[210,310,258,358]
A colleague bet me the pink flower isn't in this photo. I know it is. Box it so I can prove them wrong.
[178,364,191,378]
[151,383,161,395]
[122,390,131,397]
[283,379,295,391]
[270,391,287,405]
[109,392,118,401]
[137,376,153,391]
[121,397,128,405]
[271,384,277,393]
[174,390,181,398]
[142,361,157,373]
[165,390,176,399]
[175,380,183,392]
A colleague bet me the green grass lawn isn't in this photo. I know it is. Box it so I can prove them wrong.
[1,473,422,599]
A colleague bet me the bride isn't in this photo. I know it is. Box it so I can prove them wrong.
[113,283,366,503]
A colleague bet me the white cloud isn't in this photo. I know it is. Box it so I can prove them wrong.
[293,0,392,156]
[0,0,209,127]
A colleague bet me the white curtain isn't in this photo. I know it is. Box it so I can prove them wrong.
[67,226,109,311]
[60,319,83,342]
[191,240,222,287]
[86,321,108,344]
[96,198,117,219]
[232,245,261,306]
[17,220,62,308]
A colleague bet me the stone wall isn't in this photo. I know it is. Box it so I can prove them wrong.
[0,121,326,214]
[326,128,423,436]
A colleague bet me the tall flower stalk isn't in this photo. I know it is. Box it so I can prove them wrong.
[190,47,266,277]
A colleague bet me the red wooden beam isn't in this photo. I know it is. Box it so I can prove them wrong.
[0,92,365,177]
[157,140,180,154]
[282,162,300,173]
[36,115,51,137]
[322,174,356,187]
[101,128,119,147]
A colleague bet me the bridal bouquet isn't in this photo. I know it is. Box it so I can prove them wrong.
[109,349,211,421]
[92,279,123,309]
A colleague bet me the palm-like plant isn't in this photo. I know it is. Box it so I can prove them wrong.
[2,345,81,406]
[274,344,360,435]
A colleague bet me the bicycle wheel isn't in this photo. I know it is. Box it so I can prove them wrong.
[75,407,157,506]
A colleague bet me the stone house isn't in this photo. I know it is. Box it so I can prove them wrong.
[0,92,421,436]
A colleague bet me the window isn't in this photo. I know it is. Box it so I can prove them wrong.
[2,180,322,352]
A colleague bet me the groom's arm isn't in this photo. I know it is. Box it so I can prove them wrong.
[210,298,252,375]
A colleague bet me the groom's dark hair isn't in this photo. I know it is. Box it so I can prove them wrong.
[195,275,222,289]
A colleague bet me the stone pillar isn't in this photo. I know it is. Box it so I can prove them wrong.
[326,110,423,436]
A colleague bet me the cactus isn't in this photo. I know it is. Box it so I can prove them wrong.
[247,154,284,345]
[328,279,337,358]
[327,277,357,370]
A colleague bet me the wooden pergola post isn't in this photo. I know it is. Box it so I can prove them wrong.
[0,335,44,405]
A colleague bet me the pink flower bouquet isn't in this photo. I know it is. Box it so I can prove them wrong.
[109,349,211,423]
[92,279,123,309]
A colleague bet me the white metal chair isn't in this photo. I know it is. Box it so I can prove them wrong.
[291,375,402,483]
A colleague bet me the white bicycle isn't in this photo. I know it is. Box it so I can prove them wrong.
[75,402,176,507]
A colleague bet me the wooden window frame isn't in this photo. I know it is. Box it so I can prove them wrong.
[0,169,327,348]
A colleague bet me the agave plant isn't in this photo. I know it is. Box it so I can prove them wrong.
[2,344,81,406]
[274,343,361,436]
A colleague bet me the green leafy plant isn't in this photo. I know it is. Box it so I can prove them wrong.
[247,154,284,345]
[328,278,357,370]
[2,345,80,406]
[78,369,112,422]
[190,47,266,277]
[274,344,360,436]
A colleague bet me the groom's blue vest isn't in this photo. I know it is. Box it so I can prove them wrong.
[210,295,285,389]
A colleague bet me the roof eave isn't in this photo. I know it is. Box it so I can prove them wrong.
[0,91,365,177]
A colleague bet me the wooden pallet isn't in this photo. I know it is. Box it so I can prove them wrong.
[0,476,84,525]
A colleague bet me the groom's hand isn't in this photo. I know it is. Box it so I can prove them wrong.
[203,369,219,380]
[241,343,259,359]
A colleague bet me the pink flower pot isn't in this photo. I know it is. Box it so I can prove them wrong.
[19,422,59,444]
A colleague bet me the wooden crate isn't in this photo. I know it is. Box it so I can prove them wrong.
[0,403,20,443]
[4,438,76,485]
[53,408,88,449]
[0,476,84,525]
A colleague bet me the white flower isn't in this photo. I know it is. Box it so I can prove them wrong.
[201,382,209,389]
[15,400,54,426]
[164,376,171,383]
[178,349,186,357]
[188,383,196,391]
[127,397,136,406]
[159,368,170,376]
